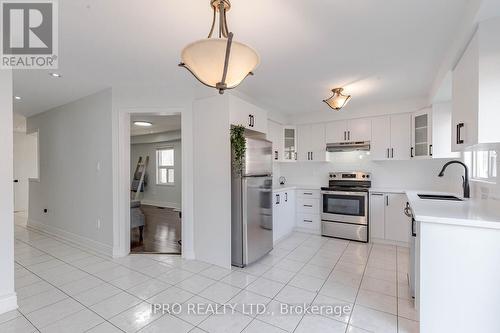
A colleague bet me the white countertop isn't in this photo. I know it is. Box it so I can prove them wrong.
[273,184,320,192]
[406,190,500,230]
[369,188,408,194]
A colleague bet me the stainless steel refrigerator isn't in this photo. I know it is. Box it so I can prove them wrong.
[231,137,273,267]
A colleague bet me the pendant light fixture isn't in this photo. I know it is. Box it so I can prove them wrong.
[179,0,260,94]
[323,88,352,111]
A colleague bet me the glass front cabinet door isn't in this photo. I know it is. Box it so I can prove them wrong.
[283,126,297,161]
[411,110,432,158]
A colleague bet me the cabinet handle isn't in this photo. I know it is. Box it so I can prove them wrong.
[429,144,433,157]
[387,148,390,158]
[348,131,351,141]
[304,204,313,208]
[274,151,278,160]
[310,152,313,160]
[303,192,313,195]
[410,147,414,158]
[456,123,464,144]
[386,196,389,206]
[411,219,416,237]
[276,194,280,205]
[285,192,288,202]
[303,219,313,223]
[294,152,297,160]
[344,131,347,141]
[391,148,394,158]
[371,193,384,196]
[248,115,252,127]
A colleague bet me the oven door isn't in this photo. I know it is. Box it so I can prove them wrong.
[321,191,368,224]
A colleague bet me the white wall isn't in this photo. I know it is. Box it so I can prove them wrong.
[131,137,182,209]
[0,70,17,314]
[27,90,114,255]
[193,95,231,268]
[289,98,428,125]
[279,153,463,194]
[14,131,38,212]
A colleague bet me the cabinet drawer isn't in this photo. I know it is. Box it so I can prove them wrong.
[296,213,320,230]
[296,198,320,214]
[297,189,320,199]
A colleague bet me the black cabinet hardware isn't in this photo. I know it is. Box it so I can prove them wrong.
[456,123,464,144]
[275,194,280,204]
[429,144,433,156]
[391,148,394,158]
[285,192,288,202]
[411,147,414,158]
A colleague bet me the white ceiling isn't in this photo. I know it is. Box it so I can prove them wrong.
[130,114,181,136]
[13,0,471,117]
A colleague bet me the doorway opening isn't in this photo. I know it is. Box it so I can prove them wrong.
[129,114,182,254]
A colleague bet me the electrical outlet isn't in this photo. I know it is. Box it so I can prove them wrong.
[97,218,101,229]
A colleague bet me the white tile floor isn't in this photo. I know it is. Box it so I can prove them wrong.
[3,214,419,333]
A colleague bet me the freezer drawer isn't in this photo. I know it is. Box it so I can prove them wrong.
[322,221,368,242]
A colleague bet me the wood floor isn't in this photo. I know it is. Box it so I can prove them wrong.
[131,204,181,254]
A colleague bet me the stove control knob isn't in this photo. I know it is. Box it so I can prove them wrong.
[362,175,366,178]
[333,175,337,178]
[366,175,370,178]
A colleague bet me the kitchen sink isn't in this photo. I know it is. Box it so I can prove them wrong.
[417,194,463,201]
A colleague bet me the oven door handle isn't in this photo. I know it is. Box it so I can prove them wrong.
[321,191,367,197]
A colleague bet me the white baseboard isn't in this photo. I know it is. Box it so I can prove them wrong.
[140,200,181,210]
[0,293,17,314]
[27,219,114,257]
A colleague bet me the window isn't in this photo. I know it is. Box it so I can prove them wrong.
[156,147,175,185]
[464,150,497,183]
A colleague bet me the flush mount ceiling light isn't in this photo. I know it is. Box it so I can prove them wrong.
[179,0,260,94]
[133,121,153,127]
[323,88,352,111]
[49,73,62,78]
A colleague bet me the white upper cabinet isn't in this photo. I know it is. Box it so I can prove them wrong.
[389,113,411,160]
[325,118,372,143]
[371,114,411,160]
[452,18,500,151]
[411,109,432,159]
[282,126,297,162]
[431,103,460,159]
[297,124,326,161]
[325,121,347,143]
[371,116,391,160]
[229,95,268,134]
[268,120,283,161]
[348,118,372,142]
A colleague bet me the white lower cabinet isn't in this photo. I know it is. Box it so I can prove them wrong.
[273,190,295,243]
[369,192,410,245]
[295,189,321,233]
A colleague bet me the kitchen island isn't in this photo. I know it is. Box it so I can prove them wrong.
[406,191,500,333]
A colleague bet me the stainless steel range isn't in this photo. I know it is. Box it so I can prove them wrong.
[321,172,371,242]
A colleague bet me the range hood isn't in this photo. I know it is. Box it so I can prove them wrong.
[326,141,371,152]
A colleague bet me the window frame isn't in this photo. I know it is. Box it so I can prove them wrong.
[156,146,175,186]
[464,150,497,184]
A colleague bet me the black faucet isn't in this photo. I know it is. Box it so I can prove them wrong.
[438,160,470,198]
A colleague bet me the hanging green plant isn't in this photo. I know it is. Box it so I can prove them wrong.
[230,125,246,175]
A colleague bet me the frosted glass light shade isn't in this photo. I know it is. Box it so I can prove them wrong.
[180,38,259,90]
[323,88,352,111]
